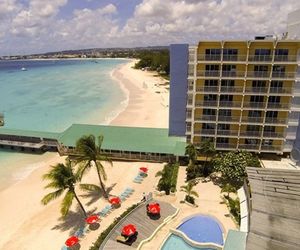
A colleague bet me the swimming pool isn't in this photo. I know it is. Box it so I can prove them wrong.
[177,215,224,245]
[161,234,214,250]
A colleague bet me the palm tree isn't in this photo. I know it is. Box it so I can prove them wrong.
[180,180,199,203]
[199,139,215,177]
[73,135,112,199]
[185,143,198,166]
[41,159,87,218]
[221,183,236,198]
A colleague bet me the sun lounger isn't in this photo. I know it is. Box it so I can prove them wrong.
[133,178,142,183]
[116,235,131,245]
[74,227,85,238]
[61,246,69,250]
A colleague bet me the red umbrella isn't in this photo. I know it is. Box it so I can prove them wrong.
[65,236,79,247]
[122,224,136,236]
[147,203,160,214]
[109,196,121,205]
[139,167,148,173]
[85,214,99,224]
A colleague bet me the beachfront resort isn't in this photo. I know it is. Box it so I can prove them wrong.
[0,35,300,250]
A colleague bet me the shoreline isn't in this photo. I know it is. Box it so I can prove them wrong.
[0,59,170,249]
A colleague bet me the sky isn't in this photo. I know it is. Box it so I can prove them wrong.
[0,0,299,56]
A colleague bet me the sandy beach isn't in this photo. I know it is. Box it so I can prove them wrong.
[0,60,169,249]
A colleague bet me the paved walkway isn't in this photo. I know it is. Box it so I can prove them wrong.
[101,200,177,250]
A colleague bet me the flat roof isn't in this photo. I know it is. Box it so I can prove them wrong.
[223,230,247,250]
[58,124,186,156]
[0,127,60,140]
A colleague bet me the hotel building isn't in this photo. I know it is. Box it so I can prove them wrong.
[169,39,300,154]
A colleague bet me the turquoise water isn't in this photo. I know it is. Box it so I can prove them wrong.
[161,234,213,250]
[177,215,224,245]
[0,59,128,190]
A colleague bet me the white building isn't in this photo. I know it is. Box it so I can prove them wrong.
[288,9,300,39]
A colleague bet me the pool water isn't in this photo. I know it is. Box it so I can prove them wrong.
[177,215,224,245]
[161,234,214,250]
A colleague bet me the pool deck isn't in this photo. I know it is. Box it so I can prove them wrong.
[101,200,177,249]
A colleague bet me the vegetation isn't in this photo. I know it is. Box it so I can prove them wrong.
[225,196,241,223]
[89,203,139,250]
[74,135,112,199]
[41,159,87,218]
[180,180,199,205]
[156,162,179,194]
[199,140,216,177]
[212,151,260,188]
[221,183,237,198]
[134,50,170,77]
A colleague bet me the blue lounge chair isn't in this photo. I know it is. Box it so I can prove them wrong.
[133,178,142,183]
[61,246,69,250]
[74,227,85,238]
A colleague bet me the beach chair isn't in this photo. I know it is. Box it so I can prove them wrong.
[61,246,69,250]
[133,178,143,183]
[125,187,134,194]
[74,227,85,238]
[116,235,131,245]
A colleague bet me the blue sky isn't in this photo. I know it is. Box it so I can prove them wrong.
[0,0,299,56]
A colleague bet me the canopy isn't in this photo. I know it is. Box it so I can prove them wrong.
[85,215,99,224]
[65,236,79,247]
[121,224,136,236]
[139,167,148,173]
[109,196,121,205]
[147,203,160,214]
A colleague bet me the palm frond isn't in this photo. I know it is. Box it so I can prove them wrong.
[41,189,64,205]
[190,190,199,197]
[155,171,163,177]
[97,163,107,181]
[79,183,101,192]
[60,191,75,217]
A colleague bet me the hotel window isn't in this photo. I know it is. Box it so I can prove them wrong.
[262,139,273,146]
[245,139,259,145]
[205,49,221,60]
[218,123,230,131]
[223,49,238,61]
[252,80,266,92]
[205,65,219,76]
[222,65,236,76]
[248,110,262,117]
[271,81,283,88]
[220,95,233,102]
[203,109,216,116]
[254,49,271,61]
[275,49,289,61]
[202,123,215,131]
[272,65,285,77]
[217,137,229,144]
[264,126,275,133]
[266,111,278,118]
[268,96,280,103]
[254,65,269,77]
[250,95,264,103]
[218,109,231,117]
[204,80,218,91]
[204,94,217,102]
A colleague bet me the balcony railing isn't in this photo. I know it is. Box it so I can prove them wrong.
[271,72,296,79]
[188,85,194,91]
[243,102,265,109]
[261,145,282,152]
[218,116,240,122]
[194,115,216,121]
[269,87,292,94]
[197,70,220,77]
[263,131,285,138]
[197,54,222,61]
[267,103,290,109]
[239,144,260,150]
[222,55,247,62]
[241,117,264,123]
[220,86,244,93]
[247,71,270,78]
[219,101,241,107]
[194,129,215,135]
[217,130,239,136]
[265,117,287,124]
[248,55,272,62]
[244,87,267,93]
[196,101,218,107]
[221,71,245,78]
[239,131,262,137]
[274,55,297,62]
[216,143,237,149]
[196,86,218,92]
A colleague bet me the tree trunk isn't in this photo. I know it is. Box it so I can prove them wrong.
[95,162,108,198]
[73,191,87,218]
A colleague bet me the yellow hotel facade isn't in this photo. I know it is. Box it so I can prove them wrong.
[169,39,300,154]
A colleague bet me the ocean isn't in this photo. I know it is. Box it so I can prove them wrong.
[0,59,129,190]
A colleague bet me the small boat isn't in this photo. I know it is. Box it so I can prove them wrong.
[21,67,27,71]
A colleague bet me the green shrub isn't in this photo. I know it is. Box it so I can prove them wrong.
[156,162,179,195]
[89,203,139,250]
[226,197,240,224]
[185,195,195,204]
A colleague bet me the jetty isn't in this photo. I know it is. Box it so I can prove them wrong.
[0,124,186,162]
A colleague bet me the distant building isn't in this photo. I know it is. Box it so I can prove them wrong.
[169,39,300,154]
[288,9,300,39]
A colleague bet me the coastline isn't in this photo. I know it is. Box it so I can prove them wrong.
[0,59,170,249]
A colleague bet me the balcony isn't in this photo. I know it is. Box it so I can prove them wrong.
[243,102,265,109]
[263,131,285,138]
[218,116,240,122]
[196,86,218,92]
[222,54,247,62]
[265,117,287,124]
[247,71,270,79]
[239,131,262,137]
[239,144,260,150]
[216,143,237,150]
[248,55,272,62]
[217,130,239,136]
[267,103,290,110]
[194,129,215,136]
[221,71,245,78]
[274,55,298,62]
[197,70,220,77]
[269,87,292,94]
[220,86,243,93]
[188,85,194,91]
[219,101,241,108]
[194,115,216,122]
[241,116,264,123]
[261,145,282,152]
[244,87,267,94]
[271,72,296,79]
[195,101,218,107]
[197,54,221,61]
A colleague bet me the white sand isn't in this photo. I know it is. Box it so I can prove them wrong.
[0,60,169,250]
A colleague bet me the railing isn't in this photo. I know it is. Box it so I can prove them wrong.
[261,145,282,152]
[267,103,290,109]
[217,130,239,136]
[241,117,264,123]
[195,101,218,107]
[219,101,241,107]
[269,87,292,94]
[239,144,260,150]
[216,143,237,149]
[244,87,267,93]
[265,117,287,124]
[218,116,240,122]
[194,115,216,121]
[197,70,220,77]
[220,86,243,92]
[196,86,218,92]
[247,71,270,78]
[274,55,298,62]
[272,72,296,79]
[197,54,221,61]
[263,131,285,138]
[223,54,247,61]
[248,55,272,62]
[221,71,245,77]
[239,131,262,137]
[188,85,194,91]
[243,102,265,108]
[194,129,215,135]
[196,54,298,62]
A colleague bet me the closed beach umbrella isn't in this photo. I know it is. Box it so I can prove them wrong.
[85,214,99,224]
[109,196,121,205]
[65,236,79,247]
[147,203,160,214]
[139,167,148,173]
[121,224,136,237]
